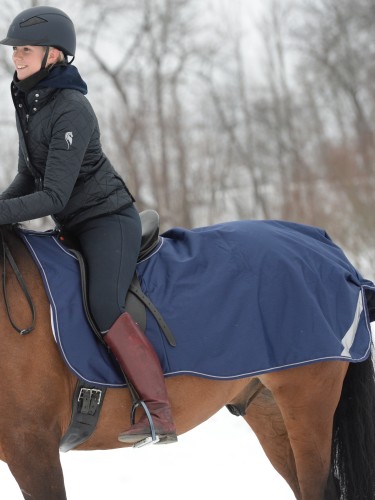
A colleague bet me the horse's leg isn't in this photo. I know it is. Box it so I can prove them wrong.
[240,385,301,497]
[260,361,348,500]
[1,425,66,500]
[0,329,74,499]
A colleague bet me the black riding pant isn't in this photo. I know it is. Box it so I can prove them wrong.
[70,204,142,333]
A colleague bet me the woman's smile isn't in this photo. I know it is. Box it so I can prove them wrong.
[12,46,44,80]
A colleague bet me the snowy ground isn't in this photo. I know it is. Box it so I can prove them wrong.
[0,408,293,499]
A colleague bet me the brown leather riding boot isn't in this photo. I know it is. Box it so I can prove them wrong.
[104,312,177,446]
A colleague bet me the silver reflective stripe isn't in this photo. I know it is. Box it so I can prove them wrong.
[341,291,363,357]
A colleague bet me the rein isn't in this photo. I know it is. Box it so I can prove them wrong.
[1,228,36,335]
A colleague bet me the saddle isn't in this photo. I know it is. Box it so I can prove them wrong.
[59,209,175,347]
[59,209,175,453]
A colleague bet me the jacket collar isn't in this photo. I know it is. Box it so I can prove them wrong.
[12,64,87,95]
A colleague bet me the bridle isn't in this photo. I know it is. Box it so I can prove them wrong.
[0,228,36,335]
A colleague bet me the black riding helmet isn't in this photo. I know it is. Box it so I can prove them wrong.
[0,6,76,57]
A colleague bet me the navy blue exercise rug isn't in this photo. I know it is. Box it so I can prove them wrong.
[21,220,375,388]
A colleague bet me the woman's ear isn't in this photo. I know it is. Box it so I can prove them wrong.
[48,47,62,64]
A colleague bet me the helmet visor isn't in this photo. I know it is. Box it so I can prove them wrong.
[0,36,49,47]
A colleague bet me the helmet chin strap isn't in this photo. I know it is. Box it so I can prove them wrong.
[41,46,50,69]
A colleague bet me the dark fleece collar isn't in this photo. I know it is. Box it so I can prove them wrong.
[13,64,88,95]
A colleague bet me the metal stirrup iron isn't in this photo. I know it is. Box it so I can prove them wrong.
[130,401,160,447]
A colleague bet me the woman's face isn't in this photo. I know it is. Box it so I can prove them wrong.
[12,45,46,80]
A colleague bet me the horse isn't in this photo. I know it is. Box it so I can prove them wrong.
[0,215,375,500]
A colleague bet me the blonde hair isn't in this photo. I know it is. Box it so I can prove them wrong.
[57,50,65,62]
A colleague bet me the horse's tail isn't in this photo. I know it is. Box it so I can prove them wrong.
[331,354,375,498]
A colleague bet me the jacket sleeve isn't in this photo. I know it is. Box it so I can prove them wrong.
[0,145,35,200]
[0,97,94,225]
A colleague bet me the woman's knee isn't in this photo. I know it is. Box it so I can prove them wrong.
[89,293,124,333]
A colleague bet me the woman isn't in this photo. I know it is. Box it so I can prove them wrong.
[0,6,176,446]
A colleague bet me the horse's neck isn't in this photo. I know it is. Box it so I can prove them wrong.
[1,226,25,259]
[0,226,40,282]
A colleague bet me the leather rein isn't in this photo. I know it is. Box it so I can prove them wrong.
[0,228,36,335]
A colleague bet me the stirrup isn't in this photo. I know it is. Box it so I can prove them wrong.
[130,401,160,448]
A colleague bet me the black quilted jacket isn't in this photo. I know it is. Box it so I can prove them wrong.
[0,65,134,228]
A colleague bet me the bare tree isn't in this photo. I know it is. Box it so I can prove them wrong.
[291,0,375,172]
[288,0,375,273]
[78,0,208,228]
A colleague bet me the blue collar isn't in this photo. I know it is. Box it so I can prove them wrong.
[37,64,88,94]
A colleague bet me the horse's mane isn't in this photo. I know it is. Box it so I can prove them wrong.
[0,223,28,260]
